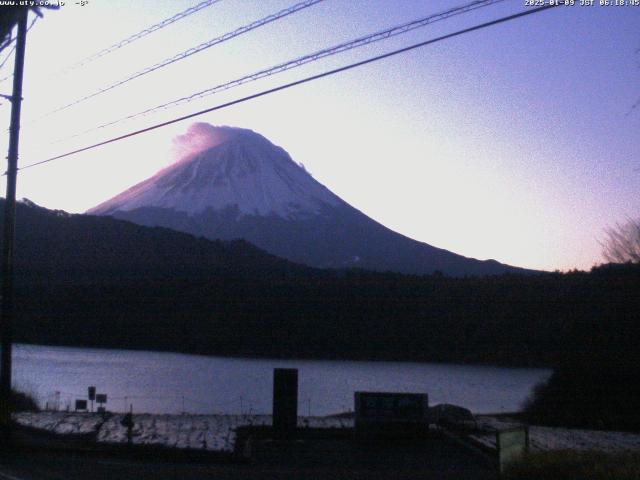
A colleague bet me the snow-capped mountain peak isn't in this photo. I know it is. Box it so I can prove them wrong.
[89,123,531,276]
[89,125,341,219]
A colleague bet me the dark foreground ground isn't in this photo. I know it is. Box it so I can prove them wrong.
[0,427,497,480]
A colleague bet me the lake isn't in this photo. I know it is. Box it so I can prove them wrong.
[12,343,550,416]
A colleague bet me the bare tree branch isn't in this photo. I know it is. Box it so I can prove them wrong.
[601,218,640,264]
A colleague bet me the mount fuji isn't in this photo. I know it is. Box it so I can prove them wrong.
[88,124,530,276]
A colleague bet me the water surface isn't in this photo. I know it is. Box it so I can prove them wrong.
[13,343,550,415]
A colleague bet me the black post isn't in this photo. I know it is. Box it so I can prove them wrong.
[272,368,298,436]
[0,8,29,432]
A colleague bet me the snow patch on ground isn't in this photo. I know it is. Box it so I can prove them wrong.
[13,411,106,435]
[470,416,640,453]
[18,411,638,454]
[13,412,354,452]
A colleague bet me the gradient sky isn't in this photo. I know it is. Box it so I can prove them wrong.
[0,0,638,272]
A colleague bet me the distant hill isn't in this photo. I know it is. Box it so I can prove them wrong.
[2,198,314,285]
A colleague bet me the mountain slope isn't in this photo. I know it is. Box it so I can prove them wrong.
[89,124,532,276]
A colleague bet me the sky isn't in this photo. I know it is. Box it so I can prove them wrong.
[0,0,638,272]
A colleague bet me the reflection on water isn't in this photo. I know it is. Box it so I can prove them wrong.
[13,343,550,415]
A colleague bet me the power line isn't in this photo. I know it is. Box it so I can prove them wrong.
[64,0,224,71]
[2,1,221,86]
[40,0,325,119]
[0,68,13,85]
[0,36,16,55]
[0,16,37,84]
[17,3,559,173]
[52,0,506,143]
[0,44,16,72]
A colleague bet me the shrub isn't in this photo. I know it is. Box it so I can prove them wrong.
[503,450,640,480]
[524,359,640,431]
[10,389,39,412]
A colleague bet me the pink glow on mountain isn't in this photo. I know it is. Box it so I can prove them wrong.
[171,123,237,162]
[88,124,343,218]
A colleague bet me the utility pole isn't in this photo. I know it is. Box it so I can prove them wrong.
[0,8,29,434]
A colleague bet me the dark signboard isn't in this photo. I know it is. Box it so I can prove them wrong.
[95,393,107,404]
[273,368,298,435]
[354,392,429,430]
[88,386,96,401]
[75,399,88,411]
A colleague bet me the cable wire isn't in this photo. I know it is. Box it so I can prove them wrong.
[0,16,38,84]
[0,69,13,85]
[65,0,224,71]
[0,36,16,55]
[53,0,505,143]
[17,3,559,173]
[0,44,16,72]
[41,0,325,118]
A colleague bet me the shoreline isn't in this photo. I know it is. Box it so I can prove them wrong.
[13,341,555,370]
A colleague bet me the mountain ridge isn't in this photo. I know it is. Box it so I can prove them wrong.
[89,123,535,276]
[4,197,315,285]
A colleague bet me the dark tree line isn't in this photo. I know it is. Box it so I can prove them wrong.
[2,199,639,370]
[11,264,640,369]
